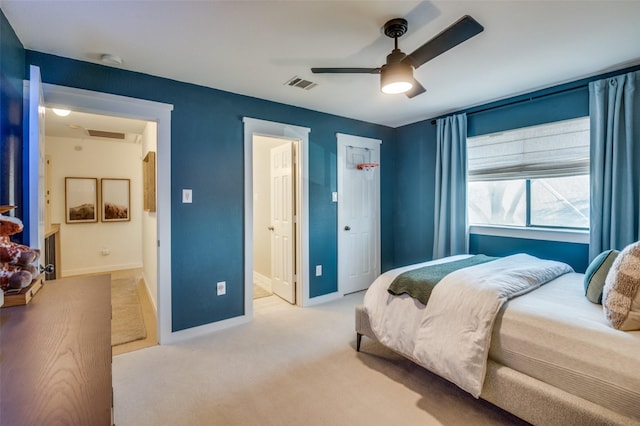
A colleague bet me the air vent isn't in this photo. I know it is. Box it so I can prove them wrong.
[87,129,126,139]
[284,76,317,90]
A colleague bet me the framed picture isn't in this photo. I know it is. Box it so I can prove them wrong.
[101,178,130,222]
[65,177,98,223]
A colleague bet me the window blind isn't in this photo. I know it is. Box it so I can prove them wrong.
[467,117,590,181]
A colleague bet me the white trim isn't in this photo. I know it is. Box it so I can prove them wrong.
[165,315,251,344]
[302,290,341,307]
[243,117,311,316]
[25,66,44,252]
[253,271,271,290]
[469,225,589,244]
[40,84,175,344]
[63,262,144,278]
[141,273,158,314]
[43,84,172,118]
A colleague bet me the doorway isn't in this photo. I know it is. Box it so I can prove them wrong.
[243,117,310,318]
[252,135,297,304]
[43,107,158,352]
[36,82,174,343]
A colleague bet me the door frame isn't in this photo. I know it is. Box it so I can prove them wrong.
[37,83,175,344]
[243,117,311,315]
[25,66,45,252]
[337,133,381,295]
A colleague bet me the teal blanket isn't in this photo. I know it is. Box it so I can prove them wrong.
[387,255,497,305]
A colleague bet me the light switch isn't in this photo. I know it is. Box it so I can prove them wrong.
[332,192,338,202]
[182,189,192,203]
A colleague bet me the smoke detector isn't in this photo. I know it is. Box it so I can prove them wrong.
[101,54,123,66]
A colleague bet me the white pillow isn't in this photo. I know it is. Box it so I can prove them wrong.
[603,241,640,330]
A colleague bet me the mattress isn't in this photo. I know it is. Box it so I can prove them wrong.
[490,272,640,420]
[363,257,640,421]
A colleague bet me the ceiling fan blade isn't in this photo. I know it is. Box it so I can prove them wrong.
[311,67,380,74]
[403,15,484,69]
[405,79,426,99]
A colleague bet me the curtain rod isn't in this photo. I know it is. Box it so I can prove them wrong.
[430,84,587,125]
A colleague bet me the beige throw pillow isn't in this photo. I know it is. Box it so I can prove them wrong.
[603,241,640,330]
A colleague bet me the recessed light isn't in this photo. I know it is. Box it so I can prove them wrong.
[101,54,123,66]
[52,108,71,117]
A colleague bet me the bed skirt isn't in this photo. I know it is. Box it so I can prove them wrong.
[355,305,636,426]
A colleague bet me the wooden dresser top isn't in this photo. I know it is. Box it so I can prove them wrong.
[1,274,112,425]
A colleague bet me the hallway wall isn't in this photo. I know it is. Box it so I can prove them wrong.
[46,135,143,276]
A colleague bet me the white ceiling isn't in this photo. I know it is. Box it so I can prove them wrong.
[3,0,640,129]
[44,108,148,142]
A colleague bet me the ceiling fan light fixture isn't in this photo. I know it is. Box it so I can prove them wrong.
[311,15,483,99]
[380,62,413,94]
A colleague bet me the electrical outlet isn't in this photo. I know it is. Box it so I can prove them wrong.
[315,265,322,276]
[216,281,226,296]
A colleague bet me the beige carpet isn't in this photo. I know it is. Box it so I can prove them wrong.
[111,276,147,346]
[112,293,527,425]
[253,283,272,299]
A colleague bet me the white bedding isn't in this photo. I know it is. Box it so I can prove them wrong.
[412,254,573,397]
[363,255,470,358]
[363,254,573,397]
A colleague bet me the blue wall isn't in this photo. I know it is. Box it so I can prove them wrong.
[466,85,589,137]
[0,9,25,240]
[393,119,437,266]
[469,234,589,273]
[394,65,640,273]
[23,51,396,331]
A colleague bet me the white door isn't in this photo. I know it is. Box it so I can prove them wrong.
[270,142,295,303]
[27,65,46,253]
[337,134,381,295]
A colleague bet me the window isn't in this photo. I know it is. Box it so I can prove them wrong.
[467,117,590,230]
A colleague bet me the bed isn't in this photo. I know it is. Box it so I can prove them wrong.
[355,254,640,425]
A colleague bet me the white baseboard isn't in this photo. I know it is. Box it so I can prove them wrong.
[165,289,342,343]
[140,273,158,314]
[164,314,251,344]
[62,262,143,278]
[303,290,341,307]
[253,271,271,291]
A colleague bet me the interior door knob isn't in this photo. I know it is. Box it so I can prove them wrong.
[344,226,351,231]
[268,226,274,231]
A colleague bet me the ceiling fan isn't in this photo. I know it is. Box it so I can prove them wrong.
[311,15,484,98]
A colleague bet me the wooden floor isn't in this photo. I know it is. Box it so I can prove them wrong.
[111,269,158,356]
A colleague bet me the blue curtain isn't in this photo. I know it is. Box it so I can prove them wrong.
[589,70,640,260]
[433,113,468,258]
